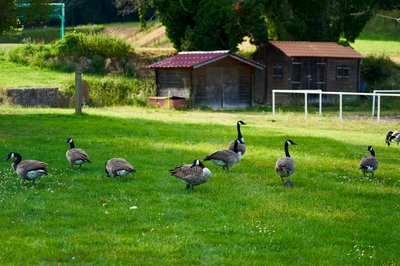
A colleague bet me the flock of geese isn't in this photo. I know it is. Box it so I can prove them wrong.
[4,122,399,189]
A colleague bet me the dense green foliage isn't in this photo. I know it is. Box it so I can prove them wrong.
[16,0,53,25]
[62,0,133,26]
[113,0,155,29]
[7,32,135,75]
[361,55,400,91]
[67,77,156,106]
[277,0,375,42]
[56,32,133,58]
[155,0,378,51]
[0,107,399,264]
[0,0,18,34]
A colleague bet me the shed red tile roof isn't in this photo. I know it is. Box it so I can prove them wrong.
[269,41,363,59]
[148,50,264,69]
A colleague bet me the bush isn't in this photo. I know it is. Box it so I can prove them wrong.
[55,32,132,58]
[7,32,135,75]
[361,55,400,91]
[79,77,156,107]
[7,43,54,66]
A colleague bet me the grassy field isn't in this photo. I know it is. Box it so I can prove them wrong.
[352,39,400,63]
[0,57,75,89]
[0,106,399,265]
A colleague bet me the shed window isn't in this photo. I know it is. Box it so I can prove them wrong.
[273,64,283,79]
[291,62,302,89]
[336,65,349,80]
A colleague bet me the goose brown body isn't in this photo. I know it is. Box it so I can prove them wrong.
[359,146,378,177]
[6,152,48,185]
[205,140,242,170]
[169,160,211,189]
[66,138,91,168]
[105,158,136,178]
[275,140,296,187]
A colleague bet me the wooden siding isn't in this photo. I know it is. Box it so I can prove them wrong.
[156,68,191,98]
[254,43,361,105]
[193,57,254,109]
[326,58,359,92]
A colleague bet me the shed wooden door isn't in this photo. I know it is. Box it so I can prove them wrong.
[206,66,239,108]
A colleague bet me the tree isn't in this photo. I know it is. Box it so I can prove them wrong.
[154,0,378,51]
[16,0,53,25]
[156,0,269,51]
[273,0,376,42]
[0,0,18,34]
[113,0,155,28]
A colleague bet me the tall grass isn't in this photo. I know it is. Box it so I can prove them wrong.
[0,24,106,44]
[0,106,399,265]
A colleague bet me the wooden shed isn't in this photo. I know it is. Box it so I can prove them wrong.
[253,41,364,105]
[148,51,265,109]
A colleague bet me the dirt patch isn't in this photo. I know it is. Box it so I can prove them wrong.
[103,25,173,48]
[133,26,167,47]
[391,56,400,64]
[102,27,141,43]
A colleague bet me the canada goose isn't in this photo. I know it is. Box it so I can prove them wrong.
[65,138,91,168]
[275,140,297,187]
[169,159,211,190]
[385,130,400,146]
[228,120,246,155]
[5,152,48,185]
[359,146,379,177]
[105,158,136,179]
[204,140,242,171]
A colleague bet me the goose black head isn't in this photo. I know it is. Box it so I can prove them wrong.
[66,138,75,149]
[366,146,376,157]
[5,152,21,170]
[237,120,246,126]
[5,152,15,161]
[286,139,297,146]
[191,159,205,168]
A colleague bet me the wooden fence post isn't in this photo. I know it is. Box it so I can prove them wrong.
[75,69,83,115]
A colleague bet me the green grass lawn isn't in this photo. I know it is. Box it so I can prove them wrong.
[0,106,399,265]
[352,39,400,57]
[0,58,74,89]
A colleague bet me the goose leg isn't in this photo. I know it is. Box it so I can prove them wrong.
[284,179,293,188]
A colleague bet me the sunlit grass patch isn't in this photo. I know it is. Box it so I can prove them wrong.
[0,106,399,265]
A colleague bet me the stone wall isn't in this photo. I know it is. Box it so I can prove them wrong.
[5,88,71,108]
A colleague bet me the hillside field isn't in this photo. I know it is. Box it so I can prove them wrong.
[0,106,399,265]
